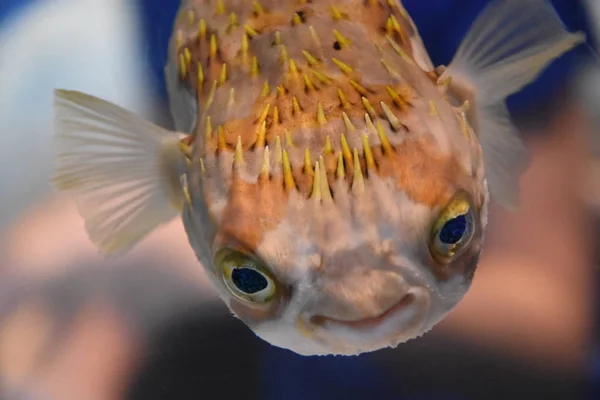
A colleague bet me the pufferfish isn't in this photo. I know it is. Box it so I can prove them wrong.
[52,0,585,356]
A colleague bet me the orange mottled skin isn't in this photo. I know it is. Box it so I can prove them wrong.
[172,0,484,211]
[173,0,486,355]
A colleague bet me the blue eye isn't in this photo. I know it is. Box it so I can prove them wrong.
[215,248,277,303]
[231,267,268,294]
[430,192,476,263]
[439,215,467,244]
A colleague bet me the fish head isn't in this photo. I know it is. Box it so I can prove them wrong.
[182,83,488,355]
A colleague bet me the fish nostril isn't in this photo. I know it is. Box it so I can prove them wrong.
[309,314,328,327]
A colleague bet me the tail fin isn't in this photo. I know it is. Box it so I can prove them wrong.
[442,0,585,209]
[52,90,188,255]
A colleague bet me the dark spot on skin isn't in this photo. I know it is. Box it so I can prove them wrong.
[333,41,342,50]
[363,0,383,8]
[294,10,307,23]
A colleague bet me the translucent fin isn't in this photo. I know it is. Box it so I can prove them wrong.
[52,90,188,255]
[442,0,585,209]
[477,104,530,209]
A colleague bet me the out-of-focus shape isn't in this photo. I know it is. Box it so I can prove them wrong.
[438,104,594,374]
[577,0,600,212]
[0,0,154,233]
[0,225,219,399]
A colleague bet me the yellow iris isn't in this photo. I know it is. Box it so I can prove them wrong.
[429,191,476,263]
[214,248,277,304]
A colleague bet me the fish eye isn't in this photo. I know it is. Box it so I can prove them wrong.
[430,191,476,263]
[214,248,277,304]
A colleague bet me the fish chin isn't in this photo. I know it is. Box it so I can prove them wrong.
[251,286,433,356]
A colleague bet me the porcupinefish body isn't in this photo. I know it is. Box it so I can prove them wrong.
[52,0,585,355]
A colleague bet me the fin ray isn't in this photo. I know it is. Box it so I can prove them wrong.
[446,0,585,102]
[477,104,530,209]
[444,0,585,209]
[52,89,187,255]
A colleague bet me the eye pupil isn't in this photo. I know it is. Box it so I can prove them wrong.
[439,214,467,244]
[231,267,268,294]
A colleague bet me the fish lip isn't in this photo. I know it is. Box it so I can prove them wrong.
[308,293,416,331]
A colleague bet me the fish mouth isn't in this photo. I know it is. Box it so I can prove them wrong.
[309,293,416,331]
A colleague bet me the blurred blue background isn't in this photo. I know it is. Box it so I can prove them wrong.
[0,1,599,400]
